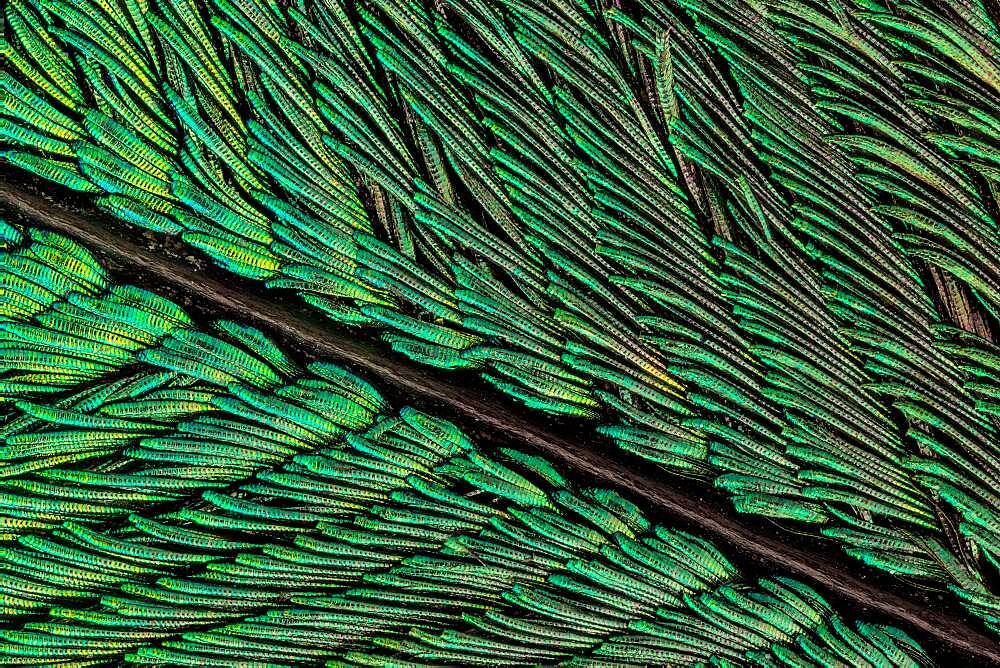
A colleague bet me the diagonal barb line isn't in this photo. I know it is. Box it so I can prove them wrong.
[1,176,998,665]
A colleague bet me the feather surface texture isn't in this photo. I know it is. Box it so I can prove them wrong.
[1,0,999,660]
[0,220,935,665]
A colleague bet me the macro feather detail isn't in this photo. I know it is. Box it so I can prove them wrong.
[0,220,934,665]
[1,0,999,651]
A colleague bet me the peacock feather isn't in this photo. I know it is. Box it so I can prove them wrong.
[1,0,998,663]
[0,219,932,665]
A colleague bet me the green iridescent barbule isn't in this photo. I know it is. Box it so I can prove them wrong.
[0,219,931,664]
[2,0,998,651]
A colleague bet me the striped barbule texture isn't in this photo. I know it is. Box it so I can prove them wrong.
[0,220,932,665]
[1,0,999,662]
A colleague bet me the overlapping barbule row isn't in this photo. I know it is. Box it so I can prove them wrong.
[0,220,931,665]
[1,0,998,637]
